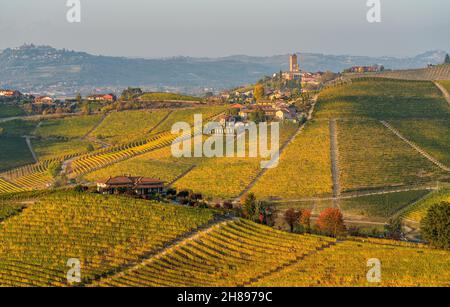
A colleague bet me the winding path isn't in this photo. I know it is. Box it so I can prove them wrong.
[24,136,39,163]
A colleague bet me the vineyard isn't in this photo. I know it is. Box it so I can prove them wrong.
[85,146,193,185]
[339,190,431,222]
[94,219,335,287]
[388,120,450,166]
[401,189,450,223]
[0,192,216,286]
[94,219,449,287]
[0,178,24,194]
[337,120,448,192]
[35,114,103,139]
[343,64,450,82]
[315,79,450,120]
[254,239,450,287]
[250,120,332,200]
[91,110,171,144]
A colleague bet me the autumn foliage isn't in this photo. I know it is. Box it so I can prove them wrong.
[316,208,346,237]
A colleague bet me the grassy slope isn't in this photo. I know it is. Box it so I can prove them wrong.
[0,137,35,171]
[0,105,25,118]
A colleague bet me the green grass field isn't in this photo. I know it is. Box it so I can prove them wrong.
[337,120,447,191]
[388,120,450,166]
[36,115,103,139]
[316,79,450,120]
[0,105,25,118]
[0,137,35,171]
[0,119,38,137]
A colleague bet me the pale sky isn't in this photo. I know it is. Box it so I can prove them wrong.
[0,0,449,58]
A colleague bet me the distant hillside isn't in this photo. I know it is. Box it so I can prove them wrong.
[0,44,448,95]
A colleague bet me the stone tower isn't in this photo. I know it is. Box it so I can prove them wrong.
[289,54,299,73]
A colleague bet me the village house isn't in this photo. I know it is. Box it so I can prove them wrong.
[34,96,54,105]
[97,176,165,196]
[87,93,117,103]
[275,108,296,121]
[0,89,22,98]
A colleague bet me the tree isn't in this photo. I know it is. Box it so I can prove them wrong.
[445,54,450,64]
[254,84,265,101]
[241,193,257,220]
[81,102,91,115]
[248,109,266,123]
[298,209,312,233]
[421,202,450,250]
[48,161,62,178]
[284,208,300,233]
[385,217,403,240]
[316,208,346,237]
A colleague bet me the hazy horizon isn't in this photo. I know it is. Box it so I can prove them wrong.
[1,0,449,58]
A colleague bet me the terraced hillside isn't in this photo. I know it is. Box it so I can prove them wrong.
[94,219,450,287]
[0,192,217,286]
